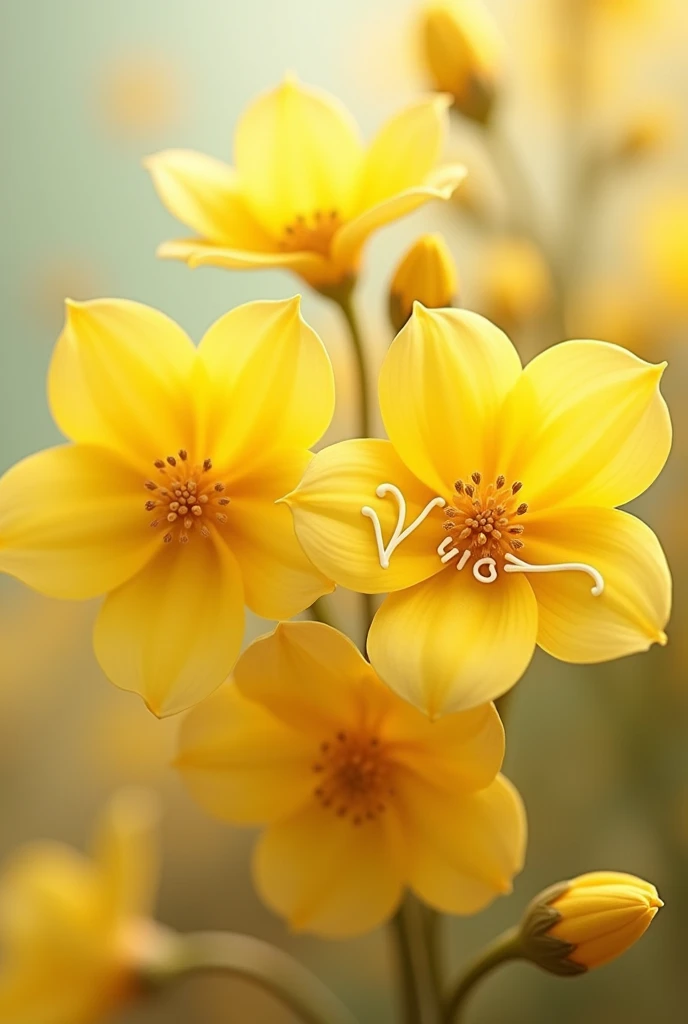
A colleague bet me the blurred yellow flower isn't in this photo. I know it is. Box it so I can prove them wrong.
[521,871,662,974]
[176,621,525,938]
[640,190,688,315]
[0,297,334,717]
[420,0,504,123]
[146,76,465,289]
[0,790,164,1024]
[389,233,458,331]
[475,237,552,332]
[286,305,672,717]
[98,52,184,139]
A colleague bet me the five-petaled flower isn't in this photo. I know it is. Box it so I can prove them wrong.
[0,297,334,716]
[0,790,165,1024]
[285,305,672,718]
[145,76,465,289]
[176,621,525,937]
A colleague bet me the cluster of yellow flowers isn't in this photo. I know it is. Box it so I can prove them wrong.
[0,1,674,1022]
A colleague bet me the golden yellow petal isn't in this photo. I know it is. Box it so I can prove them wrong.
[158,237,328,282]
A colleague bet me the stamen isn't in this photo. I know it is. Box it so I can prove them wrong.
[145,454,230,544]
[166,456,176,467]
[471,471,481,485]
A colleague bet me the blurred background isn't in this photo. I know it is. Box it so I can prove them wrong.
[0,0,686,1021]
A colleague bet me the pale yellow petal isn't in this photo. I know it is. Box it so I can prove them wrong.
[176,684,314,825]
[197,297,334,470]
[145,149,274,247]
[403,774,526,915]
[93,537,244,717]
[49,299,196,470]
[378,306,522,497]
[285,439,443,594]
[254,801,405,937]
[235,77,364,236]
[93,789,160,921]
[158,237,327,281]
[0,445,157,600]
[501,340,671,511]
[226,451,333,620]
[367,566,538,717]
[524,506,671,661]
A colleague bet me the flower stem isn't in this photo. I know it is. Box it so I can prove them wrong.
[333,285,371,441]
[308,596,338,630]
[390,896,442,1024]
[156,931,358,1024]
[442,926,523,1024]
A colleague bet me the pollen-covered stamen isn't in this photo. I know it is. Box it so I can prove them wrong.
[144,451,230,544]
[312,730,395,826]
[442,473,529,561]
[278,210,343,258]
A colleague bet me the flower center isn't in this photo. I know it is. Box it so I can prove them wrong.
[279,210,342,257]
[143,450,230,544]
[312,730,395,826]
[441,472,528,562]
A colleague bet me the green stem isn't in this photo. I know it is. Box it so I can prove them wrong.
[159,931,358,1024]
[391,907,424,1024]
[308,596,337,629]
[391,897,440,1024]
[443,927,523,1024]
[332,284,371,441]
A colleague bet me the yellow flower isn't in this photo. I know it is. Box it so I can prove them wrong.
[475,237,552,333]
[0,790,165,1024]
[0,297,334,716]
[420,0,504,123]
[176,621,525,938]
[145,76,465,289]
[389,233,458,332]
[521,871,663,974]
[285,305,672,718]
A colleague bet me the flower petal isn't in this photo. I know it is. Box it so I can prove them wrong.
[523,506,671,661]
[502,340,671,511]
[367,566,538,717]
[332,165,466,271]
[0,445,158,600]
[254,801,405,937]
[197,297,334,470]
[93,537,244,717]
[145,149,274,247]
[234,621,387,737]
[285,438,443,594]
[158,237,328,281]
[176,684,314,825]
[49,299,196,469]
[93,789,160,921]
[378,306,522,497]
[235,77,364,236]
[402,774,526,915]
[226,451,333,620]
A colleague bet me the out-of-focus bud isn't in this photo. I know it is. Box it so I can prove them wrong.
[389,233,458,332]
[640,190,688,316]
[420,1,504,124]
[520,872,663,976]
[612,106,673,164]
[476,237,551,332]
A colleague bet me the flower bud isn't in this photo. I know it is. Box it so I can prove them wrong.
[476,237,551,332]
[389,234,458,332]
[520,872,663,976]
[420,1,504,124]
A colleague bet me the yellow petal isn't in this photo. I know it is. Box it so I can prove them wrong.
[571,912,659,970]
[403,774,526,915]
[332,164,466,271]
[234,621,395,737]
[357,96,452,209]
[226,451,333,619]
[197,297,334,471]
[285,438,443,594]
[93,537,244,717]
[145,149,274,247]
[523,506,671,661]
[0,445,158,600]
[158,237,328,281]
[367,566,538,717]
[378,306,522,496]
[254,801,405,937]
[93,789,160,921]
[234,77,364,236]
[502,340,671,511]
[176,684,314,825]
[49,299,196,470]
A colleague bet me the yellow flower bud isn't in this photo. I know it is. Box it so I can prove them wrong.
[420,1,504,123]
[389,233,458,332]
[520,872,663,976]
[476,237,552,331]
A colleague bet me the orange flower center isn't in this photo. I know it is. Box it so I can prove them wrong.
[312,730,395,826]
[279,210,342,257]
[143,450,230,544]
[441,472,528,562]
